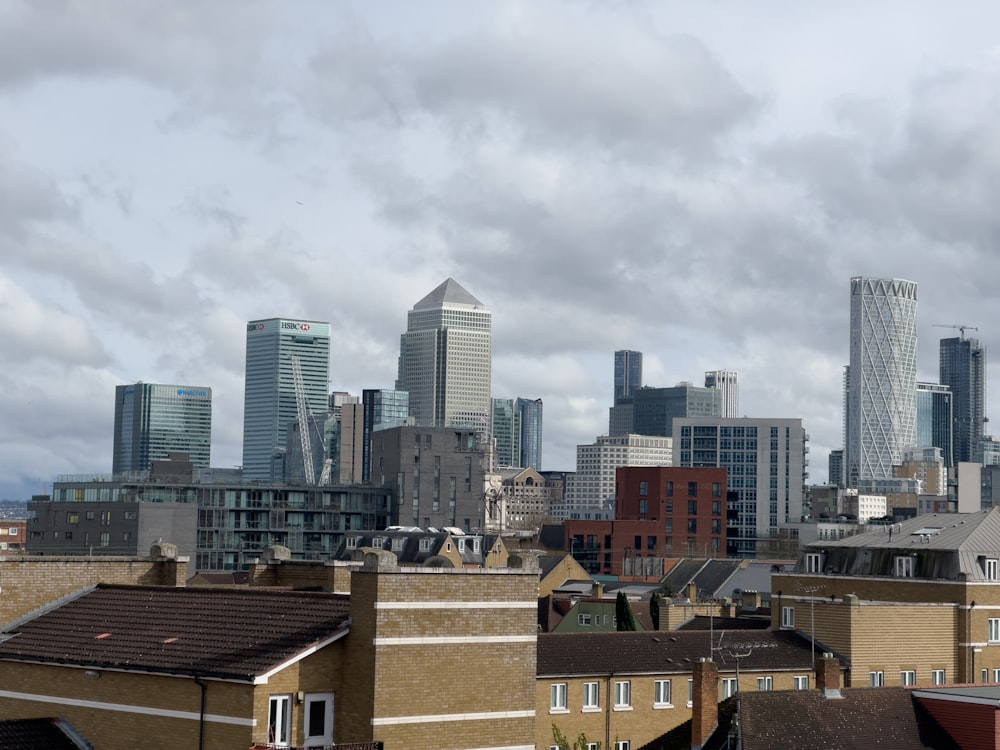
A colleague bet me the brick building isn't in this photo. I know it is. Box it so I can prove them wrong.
[564,466,730,576]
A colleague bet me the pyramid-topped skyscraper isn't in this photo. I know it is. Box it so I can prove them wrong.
[396,278,492,430]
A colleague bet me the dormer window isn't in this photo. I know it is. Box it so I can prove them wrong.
[457,538,465,552]
[984,558,999,580]
[392,537,405,551]
[346,536,358,550]
[473,539,481,553]
[419,537,432,551]
[895,555,914,578]
[372,536,385,548]
[805,553,822,573]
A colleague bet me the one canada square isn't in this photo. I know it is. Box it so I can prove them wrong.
[845,277,918,486]
[396,278,492,430]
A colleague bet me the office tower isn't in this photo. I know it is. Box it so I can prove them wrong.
[939,335,986,465]
[242,318,331,481]
[396,278,492,430]
[674,417,807,558]
[491,398,521,468]
[614,350,643,401]
[828,449,844,489]
[113,382,212,473]
[517,397,543,470]
[845,277,918,487]
[362,389,410,482]
[705,370,739,418]
[916,382,954,467]
[632,383,722,437]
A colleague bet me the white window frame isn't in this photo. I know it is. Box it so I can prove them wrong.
[392,537,405,551]
[614,680,632,710]
[983,669,990,684]
[781,606,795,629]
[419,537,432,551]
[372,536,384,548]
[615,742,630,750]
[653,679,672,708]
[583,681,600,711]
[687,679,694,707]
[794,675,809,690]
[932,669,946,685]
[895,555,914,578]
[268,694,292,747]
[993,668,1000,683]
[900,670,916,686]
[345,536,358,550]
[805,552,822,573]
[985,558,999,580]
[578,613,592,626]
[870,671,884,687]
[586,744,599,750]
[990,618,1000,643]
[756,676,773,692]
[550,683,568,713]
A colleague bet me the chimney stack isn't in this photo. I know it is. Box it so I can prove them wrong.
[816,653,843,699]
[691,657,719,750]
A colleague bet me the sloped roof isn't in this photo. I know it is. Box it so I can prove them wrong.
[661,559,710,592]
[808,508,1000,554]
[0,584,350,681]
[413,278,484,310]
[538,629,819,677]
[0,718,94,750]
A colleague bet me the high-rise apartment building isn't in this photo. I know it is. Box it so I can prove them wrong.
[491,398,521,468]
[396,278,492,430]
[673,417,807,558]
[632,384,721,437]
[705,370,739,418]
[361,389,410,482]
[113,382,212,473]
[242,318,331,481]
[916,382,953,467]
[845,277,918,487]
[517,397,543,470]
[939,335,986,465]
[614,350,643,401]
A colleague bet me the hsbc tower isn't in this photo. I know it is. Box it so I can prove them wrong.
[242,318,331,481]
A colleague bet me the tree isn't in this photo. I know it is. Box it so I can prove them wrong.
[649,590,663,630]
[616,591,638,631]
[552,724,597,750]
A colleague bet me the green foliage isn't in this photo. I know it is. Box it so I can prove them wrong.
[650,590,663,630]
[616,590,639,631]
[552,724,598,750]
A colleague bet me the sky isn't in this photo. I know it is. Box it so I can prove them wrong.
[3,1,1000,501]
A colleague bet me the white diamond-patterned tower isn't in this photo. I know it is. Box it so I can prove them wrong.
[846,277,918,487]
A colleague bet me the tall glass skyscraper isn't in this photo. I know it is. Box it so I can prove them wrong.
[113,382,212,473]
[614,350,643,401]
[396,278,492,430]
[517,397,543,470]
[242,318,330,481]
[916,381,953,467]
[940,335,985,465]
[491,398,521,468]
[361,388,410,481]
[845,277,918,486]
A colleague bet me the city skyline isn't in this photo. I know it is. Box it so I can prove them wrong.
[5,3,1000,500]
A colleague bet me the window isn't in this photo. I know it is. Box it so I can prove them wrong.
[756,676,773,692]
[123,511,137,521]
[550,683,568,712]
[722,677,738,698]
[65,531,73,541]
[419,537,432,551]
[932,669,946,685]
[615,743,630,750]
[392,537,405,551]
[583,682,600,710]
[268,695,291,746]
[614,680,631,709]
[688,482,698,496]
[346,536,358,549]
[578,613,592,626]
[66,513,79,524]
[869,671,884,687]
[781,606,795,629]
[894,556,914,578]
[372,536,385,548]
[586,744,599,750]
[639,481,649,496]
[666,481,674,496]
[687,519,697,533]
[712,482,722,497]
[639,499,648,514]
[982,669,990,684]
[665,519,673,533]
[99,532,110,547]
[712,500,721,516]
[994,669,1000,683]
[85,511,95,521]
[989,618,1000,643]
[100,511,111,526]
[654,679,672,707]
[805,553,822,573]
[985,558,999,580]
[688,679,694,706]
[794,676,809,690]
[687,500,697,515]
[900,671,916,686]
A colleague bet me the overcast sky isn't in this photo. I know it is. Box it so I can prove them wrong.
[3,1,1000,501]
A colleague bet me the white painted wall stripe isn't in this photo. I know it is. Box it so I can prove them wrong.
[373,635,537,646]
[372,709,535,726]
[375,601,536,610]
[0,689,255,726]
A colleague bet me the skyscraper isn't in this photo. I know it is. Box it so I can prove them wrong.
[113,382,212,473]
[362,389,410,481]
[632,384,721,437]
[845,277,918,487]
[242,318,331,481]
[705,370,739,418]
[396,278,492,430]
[614,350,643,401]
[939,335,986,465]
[916,381,953,467]
[491,398,521,468]
[516,397,543,470]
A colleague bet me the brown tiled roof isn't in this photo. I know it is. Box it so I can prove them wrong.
[0,584,350,681]
[0,718,94,750]
[538,629,818,677]
[733,687,961,750]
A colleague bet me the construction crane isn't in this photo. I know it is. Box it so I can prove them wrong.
[933,323,979,340]
[290,355,316,485]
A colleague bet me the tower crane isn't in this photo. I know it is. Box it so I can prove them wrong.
[932,323,979,340]
[290,355,316,485]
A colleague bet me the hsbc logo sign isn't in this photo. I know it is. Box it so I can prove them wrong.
[281,322,310,331]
